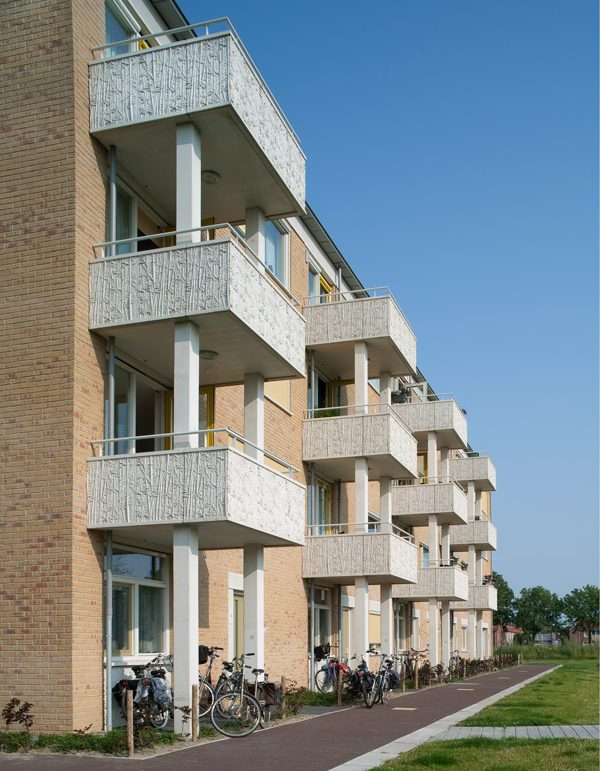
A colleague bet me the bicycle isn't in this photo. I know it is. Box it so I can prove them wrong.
[112,653,173,729]
[209,653,263,738]
[196,645,225,718]
[314,643,350,693]
[364,653,395,707]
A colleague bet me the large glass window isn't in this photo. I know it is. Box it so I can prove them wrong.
[112,548,167,658]
[105,1,136,57]
[264,220,288,286]
[419,544,429,568]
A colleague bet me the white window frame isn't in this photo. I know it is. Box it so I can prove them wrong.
[111,545,169,665]
[264,219,290,289]
[227,572,244,660]
[461,623,468,651]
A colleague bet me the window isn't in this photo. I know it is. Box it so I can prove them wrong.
[308,266,320,304]
[265,380,291,412]
[314,479,332,533]
[461,625,468,651]
[369,613,381,650]
[264,220,288,286]
[112,548,167,657]
[309,587,331,650]
[367,512,380,533]
[199,386,215,446]
[319,274,331,303]
[394,603,406,652]
[419,543,429,568]
[105,1,138,56]
[411,609,420,649]
[233,592,244,659]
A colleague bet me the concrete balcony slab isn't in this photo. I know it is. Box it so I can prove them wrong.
[393,566,470,602]
[89,237,305,382]
[449,456,496,491]
[302,409,417,482]
[392,482,469,526]
[393,398,467,450]
[451,584,498,611]
[450,519,497,551]
[87,445,305,547]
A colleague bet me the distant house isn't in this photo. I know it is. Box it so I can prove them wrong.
[569,629,600,645]
[493,624,523,647]
[534,632,561,646]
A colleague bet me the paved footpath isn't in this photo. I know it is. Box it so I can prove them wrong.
[0,666,557,771]
[437,725,599,740]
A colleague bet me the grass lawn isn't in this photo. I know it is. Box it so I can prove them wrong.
[460,659,599,727]
[370,738,599,771]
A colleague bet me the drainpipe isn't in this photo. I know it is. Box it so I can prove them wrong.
[105,532,113,731]
[338,585,343,660]
[107,337,115,456]
[109,145,117,256]
[309,581,315,689]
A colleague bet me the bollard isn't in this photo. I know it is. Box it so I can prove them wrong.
[463,659,467,679]
[191,684,198,741]
[414,663,419,690]
[126,689,134,758]
[280,676,287,715]
[337,670,343,706]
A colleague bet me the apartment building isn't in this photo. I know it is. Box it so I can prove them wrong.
[0,0,497,733]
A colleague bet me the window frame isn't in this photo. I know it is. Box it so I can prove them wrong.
[264,219,290,289]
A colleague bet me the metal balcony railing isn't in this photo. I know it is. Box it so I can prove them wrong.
[306,521,414,542]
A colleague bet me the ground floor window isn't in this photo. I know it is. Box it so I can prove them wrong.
[112,547,168,657]
[394,603,407,652]
[411,609,420,649]
[461,624,468,651]
[369,612,381,650]
[233,592,244,659]
[310,587,331,651]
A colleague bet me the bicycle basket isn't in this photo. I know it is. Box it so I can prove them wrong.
[313,642,330,661]
[198,645,210,665]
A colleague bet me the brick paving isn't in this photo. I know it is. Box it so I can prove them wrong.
[0,666,558,771]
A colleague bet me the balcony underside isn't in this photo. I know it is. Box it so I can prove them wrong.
[450,585,498,611]
[393,401,468,451]
[87,446,305,548]
[450,520,497,551]
[302,533,417,585]
[449,457,497,491]
[392,567,469,601]
[393,483,469,526]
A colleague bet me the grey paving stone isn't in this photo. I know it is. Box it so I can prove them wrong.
[492,727,505,739]
[526,726,542,739]
[537,726,554,738]
[572,725,592,739]
[515,727,529,739]
[480,728,496,738]
[584,726,600,739]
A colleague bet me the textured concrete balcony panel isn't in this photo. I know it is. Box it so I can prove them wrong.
[392,566,470,601]
[449,456,496,491]
[450,519,497,551]
[393,399,467,450]
[89,34,305,219]
[304,297,416,378]
[87,447,305,547]
[302,532,417,585]
[302,412,417,481]
[89,239,306,382]
[392,482,468,526]
[451,584,498,611]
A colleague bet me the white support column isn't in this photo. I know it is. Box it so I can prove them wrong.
[380,371,392,408]
[475,550,483,583]
[243,545,265,673]
[468,610,476,659]
[173,524,198,733]
[468,544,476,582]
[428,514,439,563]
[441,601,451,666]
[244,373,265,462]
[476,611,484,658]
[174,321,199,449]
[440,448,450,481]
[429,598,439,666]
[475,490,482,519]
[427,431,438,480]
[354,577,369,658]
[176,123,201,243]
[380,584,393,656]
[245,207,266,264]
[355,458,369,532]
[354,342,368,415]
[467,481,476,520]
[380,477,392,527]
[441,525,450,563]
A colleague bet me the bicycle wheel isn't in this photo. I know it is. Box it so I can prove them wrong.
[198,680,215,718]
[362,679,376,709]
[147,700,170,729]
[210,691,261,738]
[315,667,337,693]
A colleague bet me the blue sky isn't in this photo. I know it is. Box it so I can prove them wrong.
[180,1,598,596]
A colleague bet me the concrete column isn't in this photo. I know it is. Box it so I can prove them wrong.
[243,545,265,672]
[380,584,393,655]
[441,601,451,665]
[475,550,483,583]
[428,514,439,564]
[441,524,450,563]
[468,610,476,658]
[354,577,370,658]
[380,371,392,407]
[245,207,266,263]
[380,477,392,527]
[176,123,201,243]
[355,458,369,532]
[468,544,476,582]
[476,611,484,658]
[429,598,439,666]
[440,448,450,480]
[467,481,476,520]
[475,491,482,519]
[174,322,199,449]
[172,524,198,732]
[244,373,265,462]
[427,431,438,481]
[354,342,368,415]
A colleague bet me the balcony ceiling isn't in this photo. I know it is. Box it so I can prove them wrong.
[308,454,415,483]
[96,106,302,225]
[311,339,415,381]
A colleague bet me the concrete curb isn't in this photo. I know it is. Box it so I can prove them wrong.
[328,665,563,771]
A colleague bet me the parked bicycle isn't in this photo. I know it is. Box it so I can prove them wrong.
[314,643,350,693]
[112,653,173,729]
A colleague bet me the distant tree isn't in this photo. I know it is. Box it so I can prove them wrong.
[492,572,515,644]
[562,585,600,644]
[514,586,563,644]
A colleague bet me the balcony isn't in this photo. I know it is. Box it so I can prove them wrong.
[302,523,418,585]
[392,480,469,526]
[89,20,305,222]
[302,405,417,481]
[304,289,417,378]
[451,582,498,611]
[450,518,497,551]
[87,429,305,548]
[392,394,467,450]
[392,564,470,602]
[449,454,496,491]
[89,227,306,382]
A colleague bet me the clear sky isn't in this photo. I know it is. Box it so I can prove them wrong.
[180,0,599,597]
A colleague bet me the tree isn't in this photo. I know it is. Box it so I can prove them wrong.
[514,586,563,644]
[492,572,515,645]
[562,585,600,644]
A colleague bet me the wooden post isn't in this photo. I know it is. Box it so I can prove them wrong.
[463,658,467,679]
[402,664,406,694]
[414,662,419,690]
[126,689,134,758]
[280,676,287,715]
[191,684,198,741]
[337,669,343,706]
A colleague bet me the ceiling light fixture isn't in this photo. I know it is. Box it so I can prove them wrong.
[201,170,221,185]
[199,349,219,360]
